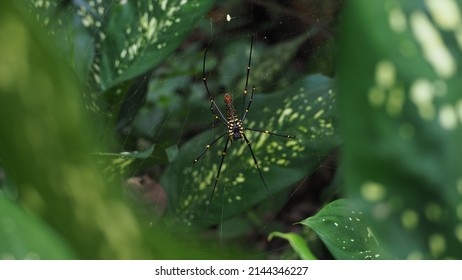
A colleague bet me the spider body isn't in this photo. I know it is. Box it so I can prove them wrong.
[224,93,244,141]
[193,36,296,207]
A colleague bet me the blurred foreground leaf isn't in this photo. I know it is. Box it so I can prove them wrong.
[0,0,234,260]
[338,0,462,258]
[0,195,75,259]
[0,0,151,259]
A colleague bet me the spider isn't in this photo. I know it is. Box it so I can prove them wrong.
[193,36,296,206]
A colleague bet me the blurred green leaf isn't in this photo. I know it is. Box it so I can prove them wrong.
[0,0,151,259]
[301,199,386,260]
[338,0,462,259]
[95,144,168,181]
[0,0,235,260]
[268,231,317,260]
[0,196,75,259]
[165,145,179,163]
[217,33,315,94]
[250,31,316,92]
[219,216,253,239]
[0,171,18,201]
[98,144,157,159]
[162,74,341,227]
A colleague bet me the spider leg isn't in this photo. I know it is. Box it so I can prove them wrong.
[241,36,253,117]
[193,132,227,164]
[205,136,230,214]
[203,47,227,125]
[246,128,296,139]
[241,85,255,122]
[242,133,274,200]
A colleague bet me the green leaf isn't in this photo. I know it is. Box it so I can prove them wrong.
[0,171,18,201]
[250,31,317,93]
[301,199,386,260]
[217,32,316,94]
[98,144,156,159]
[95,0,215,90]
[26,1,95,85]
[165,145,179,163]
[338,1,462,259]
[268,231,317,260]
[162,74,341,227]
[29,0,215,131]
[29,0,215,90]
[95,144,168,180]
[0,196,75,259]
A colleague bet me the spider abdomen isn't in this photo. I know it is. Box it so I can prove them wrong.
[228,118,244,141]
[224,93,244,140]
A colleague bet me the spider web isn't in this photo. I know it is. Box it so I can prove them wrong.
[158,3,341,258]
[120,1,341,258]
[33,0,343,259]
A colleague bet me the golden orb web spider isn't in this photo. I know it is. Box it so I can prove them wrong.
[193,36,296,206]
